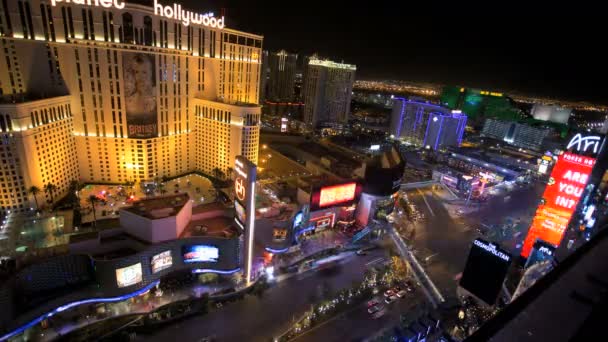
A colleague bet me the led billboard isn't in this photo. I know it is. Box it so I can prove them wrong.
[521,152,595,258]
[150,250,173,274]
[116,263,143,288]
[459,239,512,305]
[183,245,219,263]
[319,182,357,208]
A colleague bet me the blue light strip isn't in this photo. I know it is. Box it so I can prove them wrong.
[434,116,445,150]
[265,246,290,254]
[395,98,406,137]
[191,268,241,274]
[422,114,433,147]
[294,225,316,243]
[0,280,160,342]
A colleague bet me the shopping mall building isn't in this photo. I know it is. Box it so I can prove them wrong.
[0,0,262,217]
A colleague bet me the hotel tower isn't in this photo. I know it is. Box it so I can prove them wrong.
[0,0,262,216]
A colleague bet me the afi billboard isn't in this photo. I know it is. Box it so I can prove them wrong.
[521,152,596,258]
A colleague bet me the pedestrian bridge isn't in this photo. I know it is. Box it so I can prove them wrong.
[400,180,438,190]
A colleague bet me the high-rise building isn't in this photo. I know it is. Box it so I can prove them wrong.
[302,58,356,128]
[259,50,269,103]
[481,118,551,151]
[266,50,297,102]
[390,98,467,150]
[0,1,262,216]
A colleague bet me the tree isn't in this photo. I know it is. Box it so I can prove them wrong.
[390,256,409,282]
[44,183,58,204]
[88,195,99,227]
[28,186,41,210]
[159,183,167,195]
[226,167,234,180]
[212,167,222,180]
[68,180,81,208]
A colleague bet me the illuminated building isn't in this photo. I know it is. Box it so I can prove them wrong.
[390,98,467,150]
[0,0,262,216]
[481,119,551,151]
[440,86,522,123]
[531,104,571,125]
[267,50,297,102]
[258,50,268,103]
[302,58,356,128]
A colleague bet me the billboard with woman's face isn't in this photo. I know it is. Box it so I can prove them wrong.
[123,52,157,138]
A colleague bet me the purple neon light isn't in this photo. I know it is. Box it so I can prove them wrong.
[0,280,160,342]
[191,268,241,274]
[265,246,290,254]
[394,98,406,137]
[434,116,445,150]
[422,114,433,147]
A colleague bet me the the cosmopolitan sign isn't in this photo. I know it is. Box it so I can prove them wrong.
[50,0,225,29]
[473,239,511,262]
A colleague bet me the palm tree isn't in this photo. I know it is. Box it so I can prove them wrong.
[68,180,81,208]
[159,183,167,196]
[28,186,41,210]
[226,167,234,180]
[87,195,98,227]
[212,167,222,180]
[44,183,58,204]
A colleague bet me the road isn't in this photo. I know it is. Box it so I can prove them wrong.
[403,183,544,298]
[136,248,389,342]
[293,292,424,342]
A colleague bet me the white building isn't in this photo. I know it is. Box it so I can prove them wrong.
[481,118,551,151]
[302,58,356,128]
[0,0,262,216]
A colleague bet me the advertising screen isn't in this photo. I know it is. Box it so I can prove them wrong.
[319,183,357,208]
[150,250,173,274]
[521,152,595,258]
[123,52,157,138]
[235,200,246,225]
[524,240,556,269]
[459,239,512,305]
[183,245,219,263]
[116,263,143,288]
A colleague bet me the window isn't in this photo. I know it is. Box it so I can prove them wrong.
[122,12,133,43]
[144,16,152,46]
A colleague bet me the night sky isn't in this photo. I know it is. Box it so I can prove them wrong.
[178,0,606,104]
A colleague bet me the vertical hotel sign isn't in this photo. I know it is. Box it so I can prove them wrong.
[521,152,596,258]
[234,156,257,284]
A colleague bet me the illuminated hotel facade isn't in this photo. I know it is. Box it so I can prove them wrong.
[0,0,262,216]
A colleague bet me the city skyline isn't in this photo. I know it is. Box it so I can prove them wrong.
[192,0,607,104]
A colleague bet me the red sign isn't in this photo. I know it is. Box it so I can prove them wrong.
[521,152,595,258]
[319,183,357,208]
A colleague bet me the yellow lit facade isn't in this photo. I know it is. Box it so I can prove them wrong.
[0,1,262,216]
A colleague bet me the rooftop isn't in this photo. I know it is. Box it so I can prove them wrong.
[181,217,238,239]
[123,194,190,219]
[309,58,356,71]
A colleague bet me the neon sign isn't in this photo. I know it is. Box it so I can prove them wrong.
[50,0,225,29]
[154,0,225,28]
[51,0,125,9]
[521,152,595,258]
[319,183,357,208]
[567,133,603,154]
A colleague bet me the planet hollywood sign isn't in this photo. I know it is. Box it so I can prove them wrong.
[50,0,225,29]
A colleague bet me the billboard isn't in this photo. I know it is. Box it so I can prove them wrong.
[234,200,246,226]
[310,182,361,210]
[116,263,143,288]
[123,52,157,138]
[150,250,173,273]
[319,182,357,208]
[234,156,257,283]
[521,152,596,258]
[459,239,512,305]
[183,245,219,263]
[524,240,556,269]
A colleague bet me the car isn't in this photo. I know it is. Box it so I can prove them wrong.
[372,308,386,319]
[397,290,407,298]
[368,305,381,314]
[385,295,398,304]
[356,250,367,256]
[384,289,395,298]
[367,299,379,308]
